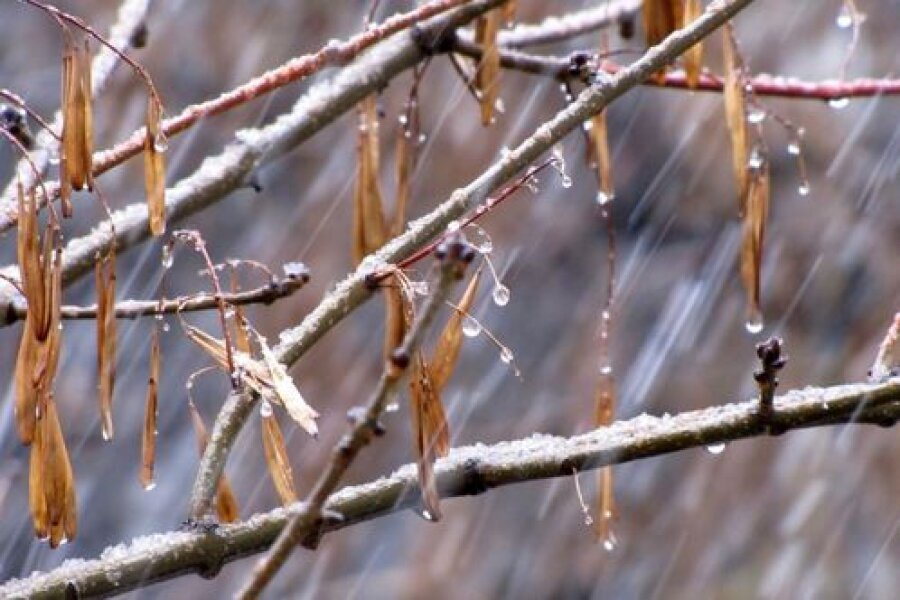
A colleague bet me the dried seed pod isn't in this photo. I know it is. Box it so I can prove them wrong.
[723,24,749,215]
[188,401,240,522]
[228,272,252,355]
[410,354,445,521]
[261,412,298,506]
[140,328,160,489]
[392,117,415,238]
[474,9,502,126]
[352,95,386,265]
[60,32,94,217]
[384,282,411,369]
[96,247,117,441]
[740,157,769,330]
[589,110,614,203]
[144,97,166,236]
[593,371,616,544]
[681,0,704,89]
[430,270,481,391]
[30,395,77,547]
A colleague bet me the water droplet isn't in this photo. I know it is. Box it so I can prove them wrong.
[417,133,427,144]
[492,284,510,307]
[494,98,505,114]
[385,402,399,413]
[603,532,618,552]
[153,132,169,153]
[418,509,435,521]
[560,174,573,188]
[398,114,408,126]
[828,97,850,109]
[161,322,170,332]
[447,220,461,232]
[582,120,594,132]
[745,312,764,334]
[798,183,810,196]
[101,428,111,442]
[787,142,801,156]
[835,5,853,28]
[161,247,174,270]
[706,443,726,455]
[595,191,613,205]
[747,108,766,124]
[600,365,613,376]
[260,400,273,418]
[143,480,157,491]
[154,312,164,321]
[462,316,482,338]
[185,380,193,390]
[747,147,764,170]
[468,224,493,254]
[499,347,514,364]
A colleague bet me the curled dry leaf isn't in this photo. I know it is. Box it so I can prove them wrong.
[60,31,94,217]
[187,401,240,523]
[474,8,501,126]
[96,247,117,441]
[140,328,160,490]
[593,372,616,543]
[145,97,166,236]
[352,94,386,265]
[183,323,319,436]
[261,413,298,506]
[410,353,446,521]
[740,159,769,329]
[15,184,62,445]
[29,395,77,547]
[723,23,749,215]
[681,0,704,89]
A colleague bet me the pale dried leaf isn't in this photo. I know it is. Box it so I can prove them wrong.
[723,24,749,215]
[145,98,166,236]
[681,0,704,89]
[431,271,481,391]
[740,160,769,327]
[352,95,386,264]
[141,329,160,489]
[96,248,117,441]
[590,111,614,201]
[475,9,501,126]
[257,333,319,436]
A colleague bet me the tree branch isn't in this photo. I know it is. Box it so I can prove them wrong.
[497,0,641,48]
[2,378,897,599]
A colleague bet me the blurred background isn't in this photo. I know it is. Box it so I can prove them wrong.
[0,0,898,598]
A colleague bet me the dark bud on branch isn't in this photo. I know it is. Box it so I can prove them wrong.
[0,103,35,150]
[754,337,787,424]
[435,231,475,279]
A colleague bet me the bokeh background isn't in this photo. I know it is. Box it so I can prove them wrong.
[1,0,898,598]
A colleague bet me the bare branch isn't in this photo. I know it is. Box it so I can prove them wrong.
[498,0,641,48]
[2,378,897,599]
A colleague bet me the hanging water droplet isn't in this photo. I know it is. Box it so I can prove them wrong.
[398,114,408,126]
[526,178,540,194]
[706,443,726,455]
[560,174,573,188]
[492,284,510,307]
[494,98,505,114]
[603,532,618,552]
[499,347,514,364]
[259,400,273,418]
[798,183,810,196]
[185,380,193,390]
[143,480,157,491]
[469,224,493,254]
[828,97,850,109]
[600,364,613,376]
[746,108,766,124]
[153,132,169,153]
[582,120,594,132]
[161,247,174,270]
[161,322,170,332]
[596,191,613,206]
[745,314,764,334]
[385,402,400,413]
[747,147,764,170]
[418,509,435,521]
[417,133,427,144]
[835,5,853,28]
[462,316,482,338]
[447,220,461,232]
[787,141,801,155]
[101,428,111,442]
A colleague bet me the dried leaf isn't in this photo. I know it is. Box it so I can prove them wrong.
[723,24,749,215]
[589,111,614,202]
[474,9,501,126]
[145,97,166,237]
[96,247,117,441]
[187,401,240,522]
[140,329,160,490]
[430,270,481,391]
[352,95,386,265]
[681,0,704,89]
[410,353,445,521]
[740,159,769,328]
[261,413,298,506]
[257,334,319,437]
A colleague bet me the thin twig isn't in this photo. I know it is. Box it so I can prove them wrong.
[2,378,898,599]
[237,250,466,599]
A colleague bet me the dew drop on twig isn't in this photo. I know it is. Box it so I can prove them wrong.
[706,443,726,455]
[492,284,510,307]
[745,314,764,334]
[462,316,482,338]
[828,97,850,109]
[835,5,853,29]
[259,400,273,418]
[499,346,514,364]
